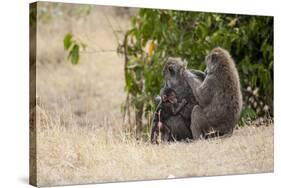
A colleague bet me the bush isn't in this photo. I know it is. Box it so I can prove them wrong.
[118,9,273,136]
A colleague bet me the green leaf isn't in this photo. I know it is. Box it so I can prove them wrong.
[70,44,80,65]
[63,33,73,50]
[241,107,257,120]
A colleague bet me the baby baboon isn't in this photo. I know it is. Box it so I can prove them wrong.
[160,87,188,118]
[151,88,187,144]
[186,47,243,139]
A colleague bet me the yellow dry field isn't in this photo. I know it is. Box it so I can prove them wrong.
[33,3,274,187]
[37,123,273,186]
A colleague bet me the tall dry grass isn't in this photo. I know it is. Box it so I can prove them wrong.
[33,3,274,187]
[36,110,273,186]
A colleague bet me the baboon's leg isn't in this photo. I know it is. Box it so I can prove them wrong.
[190,105,209,139]
[161,125,173,142]
[150,124,159,144]
[161,130,170,142]
[217,124,234,137]
[171,99,187,115]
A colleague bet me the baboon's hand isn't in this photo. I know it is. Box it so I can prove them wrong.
[155,95,161,104]
[186,70,196,80]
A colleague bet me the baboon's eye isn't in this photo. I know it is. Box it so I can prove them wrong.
[168,66,175,75]
[211,52,219,62]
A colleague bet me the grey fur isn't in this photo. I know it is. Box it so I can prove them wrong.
[186,47,243,139]
[151,88,188,144]
[151,57,205,143]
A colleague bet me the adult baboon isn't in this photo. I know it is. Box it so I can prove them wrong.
[186,47,243,139]
[151,57,205,143]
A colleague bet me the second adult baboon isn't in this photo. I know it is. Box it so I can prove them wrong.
[151,57,206,143]
[186,47,243,139]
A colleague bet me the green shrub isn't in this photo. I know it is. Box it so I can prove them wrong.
[118,9,273,135]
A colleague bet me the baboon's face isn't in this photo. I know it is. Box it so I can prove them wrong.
[205,55,213,73]
[205,51,220,73]
[168,93,177,104]
[163,58,185,87]
[162,92,177,104]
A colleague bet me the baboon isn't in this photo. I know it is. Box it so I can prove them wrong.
[151,87,187,144]
[151,57,206,143]
[186,47,243,139]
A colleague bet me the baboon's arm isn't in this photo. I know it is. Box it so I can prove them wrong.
[171,99,187,115]
[187,71,214,107]
[189,69,206,81]
[196,79,213,106]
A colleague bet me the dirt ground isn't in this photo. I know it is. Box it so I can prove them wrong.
[33,3,274,187]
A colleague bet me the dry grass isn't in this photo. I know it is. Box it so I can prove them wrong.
[36,120,273,186]
[33,3,274,187]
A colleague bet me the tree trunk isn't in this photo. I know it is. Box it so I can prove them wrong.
[135,103,144,140]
